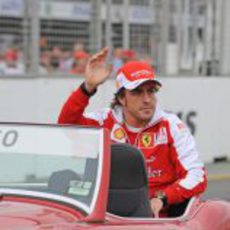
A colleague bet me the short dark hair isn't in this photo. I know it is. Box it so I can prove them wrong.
[110,88,125,109]
[110,83,159,109]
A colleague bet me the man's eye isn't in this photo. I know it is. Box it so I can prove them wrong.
[131,89,141,94]
[147,88,155,94]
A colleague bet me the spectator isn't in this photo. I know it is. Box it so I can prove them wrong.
[112,48,124,75]
[40,51,54,74]
[122,49,136,63]
[69,50,90,75]
[50,46,63,70]
[39,37,48,52]
[73,42,85,53]
[0,48,25,75]
[59,50,73,72]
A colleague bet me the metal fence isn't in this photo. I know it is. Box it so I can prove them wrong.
[0,0,227,77]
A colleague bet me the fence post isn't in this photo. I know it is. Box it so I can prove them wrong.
[90,0,102,53]
[105,0,112,48]
[123,0,130,50]
[159,0,170,76]
[28,0,40,74]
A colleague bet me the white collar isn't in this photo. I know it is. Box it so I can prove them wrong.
[125,123,142,133]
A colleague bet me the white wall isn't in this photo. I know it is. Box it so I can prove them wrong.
[0,77,229,162]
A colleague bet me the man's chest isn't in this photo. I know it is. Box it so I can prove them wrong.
[109,123,172,156]
[109,123,175,180]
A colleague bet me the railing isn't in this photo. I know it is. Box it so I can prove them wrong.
[0,0,227,77]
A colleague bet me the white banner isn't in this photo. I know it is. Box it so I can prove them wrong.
[0,0,23,17]
[101,4,155,24]
[40,1,91,21]
[40,1,155,24]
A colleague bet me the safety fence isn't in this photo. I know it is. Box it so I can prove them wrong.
[0,0,228,77]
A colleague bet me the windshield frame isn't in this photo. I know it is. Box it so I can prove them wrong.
[0,122,111,222]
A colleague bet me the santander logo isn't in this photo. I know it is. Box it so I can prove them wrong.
[131,70,152,78]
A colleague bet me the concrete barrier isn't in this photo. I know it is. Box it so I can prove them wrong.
[1,76,230,163]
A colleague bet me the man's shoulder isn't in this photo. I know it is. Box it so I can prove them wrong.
[162,110,181,123]
[161,110,188,133]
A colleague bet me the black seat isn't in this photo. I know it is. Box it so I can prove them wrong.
[48,169,80,194]
[107,143,152,217]
[168,199,190,217]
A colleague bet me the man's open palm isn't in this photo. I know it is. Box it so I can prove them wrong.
[85,47,112,91]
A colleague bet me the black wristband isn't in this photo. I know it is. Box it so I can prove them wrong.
[80,82,97,97]
[160,195,168,207]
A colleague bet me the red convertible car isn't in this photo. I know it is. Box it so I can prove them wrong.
[0,123,230,229]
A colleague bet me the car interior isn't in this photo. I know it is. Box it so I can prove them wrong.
[107,143,153,217]
[108,143,190,218]
[48,169,81,194]
[47,143,190,218]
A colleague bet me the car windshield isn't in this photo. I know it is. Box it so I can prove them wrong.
[0,123,104,214]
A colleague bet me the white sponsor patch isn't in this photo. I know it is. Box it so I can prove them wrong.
[131,69,152,78]
[175,122,187,133]
[147,167,163,178]
[110,124,127,143]
[154,127,168,146]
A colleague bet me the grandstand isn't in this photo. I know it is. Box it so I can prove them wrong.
[1,0,228,77]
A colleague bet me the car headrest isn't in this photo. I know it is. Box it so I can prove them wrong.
[110,143,148,189]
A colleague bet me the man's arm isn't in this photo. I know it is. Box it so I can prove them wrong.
[58,47,112,125]
[58,83,99,125]
[163,115,207,205]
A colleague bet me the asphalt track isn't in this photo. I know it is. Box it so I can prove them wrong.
[204,162,230,201]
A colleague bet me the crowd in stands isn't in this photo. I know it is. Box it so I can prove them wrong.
[39,41,153,77]
[0,38,153,77]
[0,47,25,75]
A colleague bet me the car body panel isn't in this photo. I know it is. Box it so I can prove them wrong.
[0,200,81,229]
[0,123,230,230]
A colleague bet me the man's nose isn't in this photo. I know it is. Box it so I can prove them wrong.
[142,91,152,102]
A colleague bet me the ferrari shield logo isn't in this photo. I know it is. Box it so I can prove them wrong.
[140,133,153,148]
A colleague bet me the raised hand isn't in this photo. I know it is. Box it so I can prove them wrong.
[84,47,113,93]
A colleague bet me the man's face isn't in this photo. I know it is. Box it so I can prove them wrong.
[119,81,157,127]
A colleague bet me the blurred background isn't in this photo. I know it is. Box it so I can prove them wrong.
[0,0,229,199]
[0,0,229,76]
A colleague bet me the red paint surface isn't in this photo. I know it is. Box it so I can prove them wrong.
[0,198,83,229]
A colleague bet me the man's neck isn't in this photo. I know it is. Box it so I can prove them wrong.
[123,113,149,128]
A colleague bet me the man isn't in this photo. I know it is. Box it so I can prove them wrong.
[58,48,207,217]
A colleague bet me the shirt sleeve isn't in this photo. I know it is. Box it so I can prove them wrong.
[58,86,101,126]
[163,115,207,204]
